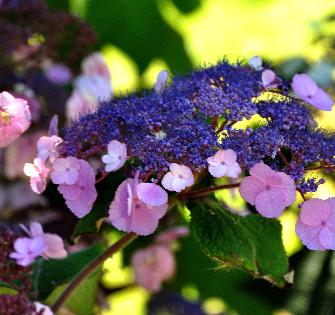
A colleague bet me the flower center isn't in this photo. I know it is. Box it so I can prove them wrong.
[0,110,11,125]
[265,185,271,191]
[321,220,327,226]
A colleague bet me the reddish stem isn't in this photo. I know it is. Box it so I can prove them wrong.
[179,182,240,199]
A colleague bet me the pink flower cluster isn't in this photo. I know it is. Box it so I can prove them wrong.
[0,91,31,148]
[131,226,189,292]
[10,222,67,266]
[66,52,112,120]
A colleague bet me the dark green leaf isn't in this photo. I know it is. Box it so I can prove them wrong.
[190,199,289,287]
[32,243,104,300]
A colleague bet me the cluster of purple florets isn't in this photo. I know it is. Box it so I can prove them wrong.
[62,61,335,190]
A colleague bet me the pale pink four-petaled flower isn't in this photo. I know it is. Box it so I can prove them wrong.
[162,163,194,192]
[101,140,127,172]
[37,135,63,162]
[10,222,67,266]
[23,158,50,194]
[0,91,31,148]
[51,156,80,185]
[109,177,168,235]
[261,69,281,90]
[207,149,241,179]
[296,198,335,250]
[291,73,334,111]
[239,162,296,218]
[131,245,175,292]
[58,159,97,218]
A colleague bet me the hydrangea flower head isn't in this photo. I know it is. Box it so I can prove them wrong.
[109,177,168,235]
[291,73,333,111]
[23,158,50,194]
[239,162,296,218]
[0,91,31,148]
[162,163,194,192]
[207,149,241,178]
[51,157,80,185]
[131,245,175,292]
[101,140,127,172]
[248,56,262,71]
[37,135,63,162]
[296,198,335,250]
[58,159,97,218]
[154,70,169,94]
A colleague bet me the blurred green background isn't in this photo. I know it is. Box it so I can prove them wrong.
[46,1,335,314]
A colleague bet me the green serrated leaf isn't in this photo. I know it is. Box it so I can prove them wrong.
[32,243,104,300]
[190,199,289,287]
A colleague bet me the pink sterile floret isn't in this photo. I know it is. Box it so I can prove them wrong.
[207,149,241,179]
[10,222,67,266]
[101,140,127,172]
[261,69,281,90]
[248,56,262,71]
[23,157,50,194]
[239,162,296,218]
[37,135,63,162]
[82,52,111,81]
[161,163,194,192]
[58,159,97,218]
[131,245,175,292]
[154,70,169,94]
[291,73,334,111]
[9,237,45,267]
[51,156,80,185]
[44,63,73,85]
[0,91,31,148]
[34,302,54,315]
[109,178,168,236]
[155,226,190,244]
[296,198,335,250]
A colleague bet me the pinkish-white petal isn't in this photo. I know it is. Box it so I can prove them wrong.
[208,164,227,178]
[222,149,237,164]
[29,222,44,238]
[154,70,169,94]
[249,162,274,182]
[161,172,175,191]
[225,163,241,179]
[248,56,262,70]
[319,226,335,250]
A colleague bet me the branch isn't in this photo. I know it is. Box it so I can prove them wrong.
[179,182,240,199]
[51,232,137,313]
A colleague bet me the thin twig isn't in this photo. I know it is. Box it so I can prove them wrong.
[51,232,137,313]
[179,182,240,199]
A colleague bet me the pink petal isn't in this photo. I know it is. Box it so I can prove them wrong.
[169,163,182,176]
[239,176,265,205]
[130,203,168,236]
[171,177,187,192]
[30,177,47,194]
[225,163,241,178]
[291,73,318,98]
[29,222,43,238]
[137,183,168,206]
[249,162,274,182]
[43,234,67,259]
[319,226,335,250]
[300,199,331,226]
[309,88,334,111]
[254,189,287,218]
[58,184,82,201]
[262,69,276,86]
[296,218,325,250]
